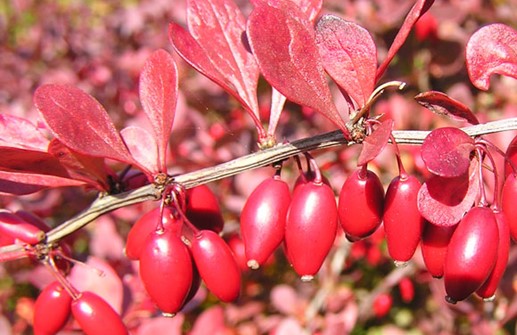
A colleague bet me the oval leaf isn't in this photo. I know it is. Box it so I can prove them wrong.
[48,139,109,191]
[0,170,85,195]
[34,84,135,164]
[139,49,178,171]
[187,0,260,114]
[421,127,475,177]
[357,119,394,166]
[0,114,48,151]
[120,126,159,175]
[466,23,517,91]
[316,15,377,108]
[247,2,348,134]
[415,91,479,125]
[417,164,479,226]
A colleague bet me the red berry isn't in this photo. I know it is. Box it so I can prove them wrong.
[383,175,424,264]
[444,207,499,303]
[420,221,456,278]
[373,293,392,318]
[338,168,384,241]
[476,211,511,300]
[186,185,225,233]
[71,291,128,335]
[190,230,241,302]
[398,277,415,303]
[125,206,180,260]
[139,229,193,315]
[501,173,517,241]
[0,210,46,244]
[504,135,517,178]
[240,176,290,269]
[227,234,250,271]
[33,281,72,335]
[285,181,338,280]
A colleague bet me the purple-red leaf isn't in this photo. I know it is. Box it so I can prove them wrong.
[170,0,260,120]
[357,119,394,166]
[34,84,135,164]
[415,91,479,125]
[421,127,475,177]
[316,15,377,108]
[139,49,178,172]
[247,2,348,135]
[48,139,109,191]
[0,114,48,151]
[0,170,85,195]
[417,163,479,226]
[120,126,159,175]
[0,147,70,177]
[466,23,517,91]
[376,0,435,81]
[251,0,323,23]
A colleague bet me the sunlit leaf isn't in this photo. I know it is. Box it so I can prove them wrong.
[421,127,475,177]
[247,2,348,134]
[0,114,48,151]
[120,126,159,175]
[139,49,178,171]
[415,91,479,125]
[316,15,377,108]
[34,84,135,164]
[466,23,517,91]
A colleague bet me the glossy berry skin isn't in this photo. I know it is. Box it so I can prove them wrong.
[0,210,45,244]
[139,229,193,315]
[190,230,241,302]
[71,291,128,335]
[501,173,517,241]
[186,185,225,233]
[33,281,72,335]
[338,168,384,241]
[476,211,511,300]
[240,176,291,269]
[285,181,338,280]
[504,135,517,178]
[420,221,456,278]
[444,207,499,303]
[383,175,424,263]
[373,293,393,318]
[125,206,179,260]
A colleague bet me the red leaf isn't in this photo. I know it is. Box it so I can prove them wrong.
[466,23,517,91]
[48,139,109,191]
[120,126,159,175]
[415,91,479,125]
[0,114,48,151]
[139,49,178,172]
[376,0,435,81]
[251,0,323,23]
[0,170,85,195]
[316,15,377,108]
[170,0,260,120]
[421,127,475,177]
[34,84,135,164]
[357,119,394,166]
[247,2,348,134]
[0,147,70,177]
[417,163,479,226]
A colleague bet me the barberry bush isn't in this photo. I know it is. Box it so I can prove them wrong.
[1,0,517,334]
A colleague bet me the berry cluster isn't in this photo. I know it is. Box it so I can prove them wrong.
[125,185,240,316]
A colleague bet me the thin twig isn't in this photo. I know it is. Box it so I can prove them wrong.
[1,117,517,257]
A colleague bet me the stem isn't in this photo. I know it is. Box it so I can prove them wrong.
[1,118,517,256]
